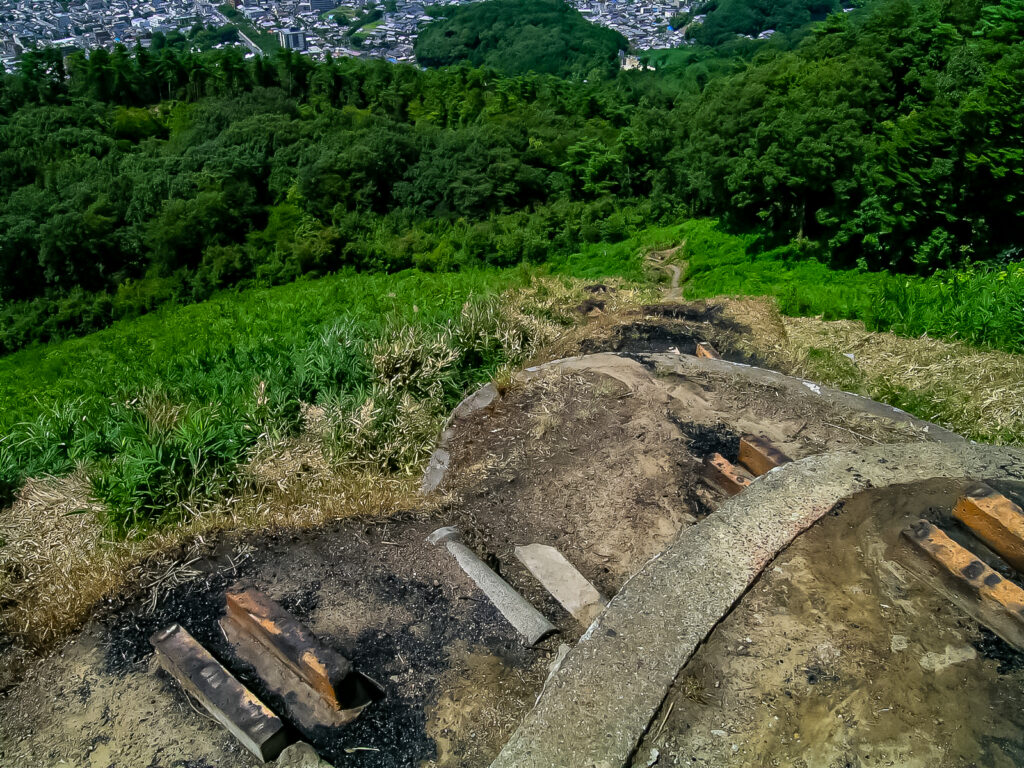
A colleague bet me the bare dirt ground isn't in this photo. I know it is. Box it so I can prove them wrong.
[633,479,1024,768]
[0,325,939,768]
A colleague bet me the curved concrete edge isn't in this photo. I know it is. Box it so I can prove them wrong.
[642,351,963,443]
[489,442,1024,768]
[420,383,499,494]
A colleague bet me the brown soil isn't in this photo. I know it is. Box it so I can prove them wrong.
[633,479,1024,768]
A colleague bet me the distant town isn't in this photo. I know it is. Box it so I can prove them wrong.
[0,0,692,71]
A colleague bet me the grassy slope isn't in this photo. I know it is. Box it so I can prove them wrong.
[0,222,683,533]
[0,269,524,430]
[679,220,1024,355]
[0,268,536,532]
[3,215,1020,532]
[0,220,684,431]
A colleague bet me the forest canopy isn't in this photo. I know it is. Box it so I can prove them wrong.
[0,0,1022,353]
[680,0,842,46]
[413,0,629,77]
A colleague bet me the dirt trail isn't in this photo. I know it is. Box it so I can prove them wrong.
[645,244,684,300]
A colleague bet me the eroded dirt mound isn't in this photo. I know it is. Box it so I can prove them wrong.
[634,479,1024,768]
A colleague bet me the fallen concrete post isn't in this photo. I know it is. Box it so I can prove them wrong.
[738,434,792,476]
[703,452,753,496]
[953,483,1024,573]
[515,544,607,627]
[428,527,556,645]
[221,588,380,730]
[150,623,288,763]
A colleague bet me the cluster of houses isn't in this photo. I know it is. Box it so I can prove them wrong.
[1,0,698,72]
[573,0,688,50]
[1,0,225,68]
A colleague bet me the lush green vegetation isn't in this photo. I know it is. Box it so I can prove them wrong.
[0,267,552,533]
[676,0,842,46]
[681,219,1024,354]
[414,0,628,77]
[2,0,1024,536]
[0,216,677,535]
[3,0,1023,356]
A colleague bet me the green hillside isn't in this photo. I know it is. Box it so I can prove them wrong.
[2,0,1024,534]
[414,0,629,77]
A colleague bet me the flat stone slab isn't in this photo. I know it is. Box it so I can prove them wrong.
[489,442,1024,768]
[150,623,287,763]
[515,544,607,626]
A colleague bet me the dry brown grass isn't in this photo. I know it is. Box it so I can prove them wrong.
[0,430,422,655]
[714,296,1024,444]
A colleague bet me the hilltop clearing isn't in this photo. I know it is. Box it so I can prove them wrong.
[0,318,980,767]
[2,245,1023,686]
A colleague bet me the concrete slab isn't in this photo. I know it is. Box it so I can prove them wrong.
[515,544,607,627]
[150,623,287,763]
[421,383,499,494]
[429,527,556,645]
[488,442,1024,768]
[420,447,451,494]
[642,352,964,443]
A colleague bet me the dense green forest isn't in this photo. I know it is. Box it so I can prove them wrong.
[675,0,842,46]
[413,0,629,77]
[1,0,1023,357]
